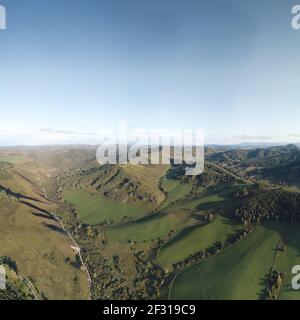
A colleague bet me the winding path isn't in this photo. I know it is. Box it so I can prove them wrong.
[42,187,92,300]
[17,273,39,300]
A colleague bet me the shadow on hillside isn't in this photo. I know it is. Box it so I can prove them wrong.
[32,212,54,221]
[42,222,66,235]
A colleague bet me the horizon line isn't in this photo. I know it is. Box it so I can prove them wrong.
[0,141,299,149]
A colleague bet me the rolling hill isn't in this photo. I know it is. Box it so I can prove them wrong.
[2,144,300,300]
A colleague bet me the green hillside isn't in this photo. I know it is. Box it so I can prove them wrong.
[169,225,280,300]
[2,145,300,300]
[106,211,197,243]
[161,178,193,207]
[64,189,149,225]
[158,216,242,267]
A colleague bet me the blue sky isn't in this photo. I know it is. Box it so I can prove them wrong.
[0,0,300,145]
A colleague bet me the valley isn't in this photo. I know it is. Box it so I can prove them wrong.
[1,144,300,300]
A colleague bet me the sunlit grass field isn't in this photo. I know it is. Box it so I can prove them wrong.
[106,211,197,243]
[169,225,287,300]
[161,178,193,207]
[64,189,150,225]
[158,216,242,267]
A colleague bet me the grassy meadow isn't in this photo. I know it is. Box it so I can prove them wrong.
[169,225,281,300]
[161,178,193,208]
[106,211,197,243]
[266,223,300,300]
[64,189,149,225]
[158,216,242,267]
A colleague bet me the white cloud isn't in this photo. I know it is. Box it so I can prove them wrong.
[0,123,104,145]
[0,122,300,146]
[205,132,300,145]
